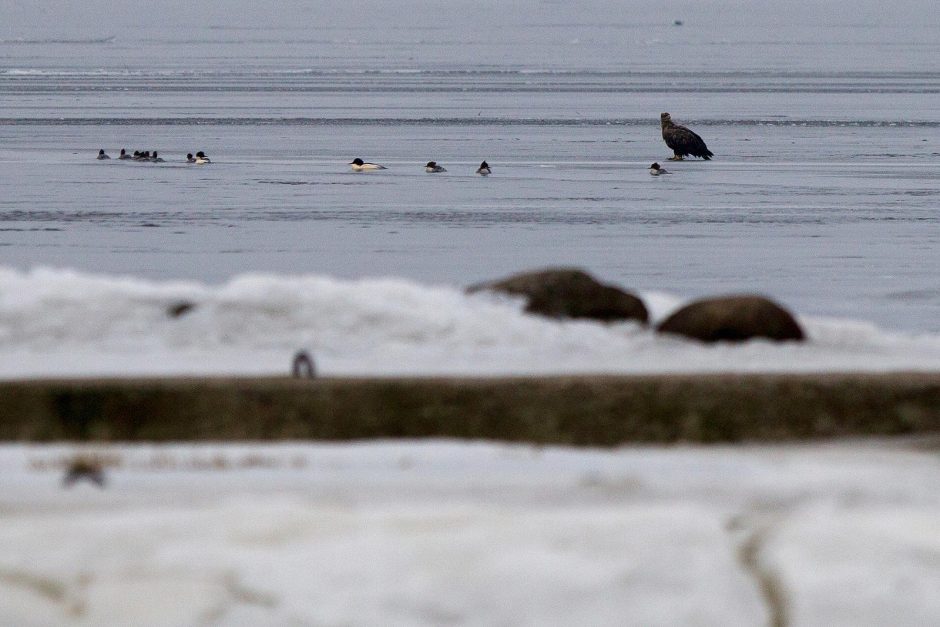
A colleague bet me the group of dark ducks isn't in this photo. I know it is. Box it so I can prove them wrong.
[350,158,492,175]
[353,158,669,177]
[351,113,712,177]
[94,113,712,177]
[97,149,211,164]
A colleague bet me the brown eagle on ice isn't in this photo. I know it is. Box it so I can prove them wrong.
[660,112,713,160]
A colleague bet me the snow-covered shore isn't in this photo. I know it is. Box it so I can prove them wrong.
[2,440,938,625]
[4,267,940,380]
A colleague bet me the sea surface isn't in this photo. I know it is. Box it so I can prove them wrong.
[1,0,939,376]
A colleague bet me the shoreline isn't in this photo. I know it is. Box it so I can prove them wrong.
[2,372,938,444]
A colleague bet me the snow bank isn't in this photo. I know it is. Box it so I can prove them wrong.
[3,266,940,378]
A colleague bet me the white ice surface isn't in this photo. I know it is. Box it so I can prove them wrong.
[1,440,939,625]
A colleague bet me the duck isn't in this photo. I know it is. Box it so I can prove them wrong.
[195,151,211,164]
[349,158,386,171]
[186,153,197,163]
[476,160,491,176]
[425,161,447,173]
[134,150,150,161]
[118,148,131,160]
[649,162,671,176]
[150,151,164,163]
[97,149,110,160]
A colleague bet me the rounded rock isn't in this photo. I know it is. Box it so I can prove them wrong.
[657,295,804,343]
[468,268,648,323]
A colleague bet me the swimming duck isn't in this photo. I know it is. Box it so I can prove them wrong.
[134,151,150,161]
[186,153,196,163]
[349,158,386,171]
[649,162,671,175]
[195,151,211,164]
[97,149,110,160]
[476,160,491,176]
[150,151,164,163]
[118,148,131,160]
[425,161,447,173]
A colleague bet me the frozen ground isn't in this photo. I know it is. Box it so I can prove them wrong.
[1,439,939,625]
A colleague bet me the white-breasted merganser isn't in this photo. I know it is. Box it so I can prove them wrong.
[349,158,386,171]
[425,161,447,173]
[195,151,211,164]
[97,149,110,160]
[118,148,131,160]
[649,162,671,175]
[476,160,491,176]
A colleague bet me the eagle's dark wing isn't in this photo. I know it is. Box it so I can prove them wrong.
[664,124,713,160]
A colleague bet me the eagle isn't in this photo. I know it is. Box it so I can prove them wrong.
[660,112,713,160]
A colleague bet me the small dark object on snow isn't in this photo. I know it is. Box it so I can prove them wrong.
[292,350,316,378]
[167,301,196,318]
[63,457,106,488]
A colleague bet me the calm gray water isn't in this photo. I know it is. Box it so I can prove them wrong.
[2,0,939,331]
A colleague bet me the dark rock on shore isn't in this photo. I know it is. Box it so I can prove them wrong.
[657,295,804,343]
[468,268,648,323]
